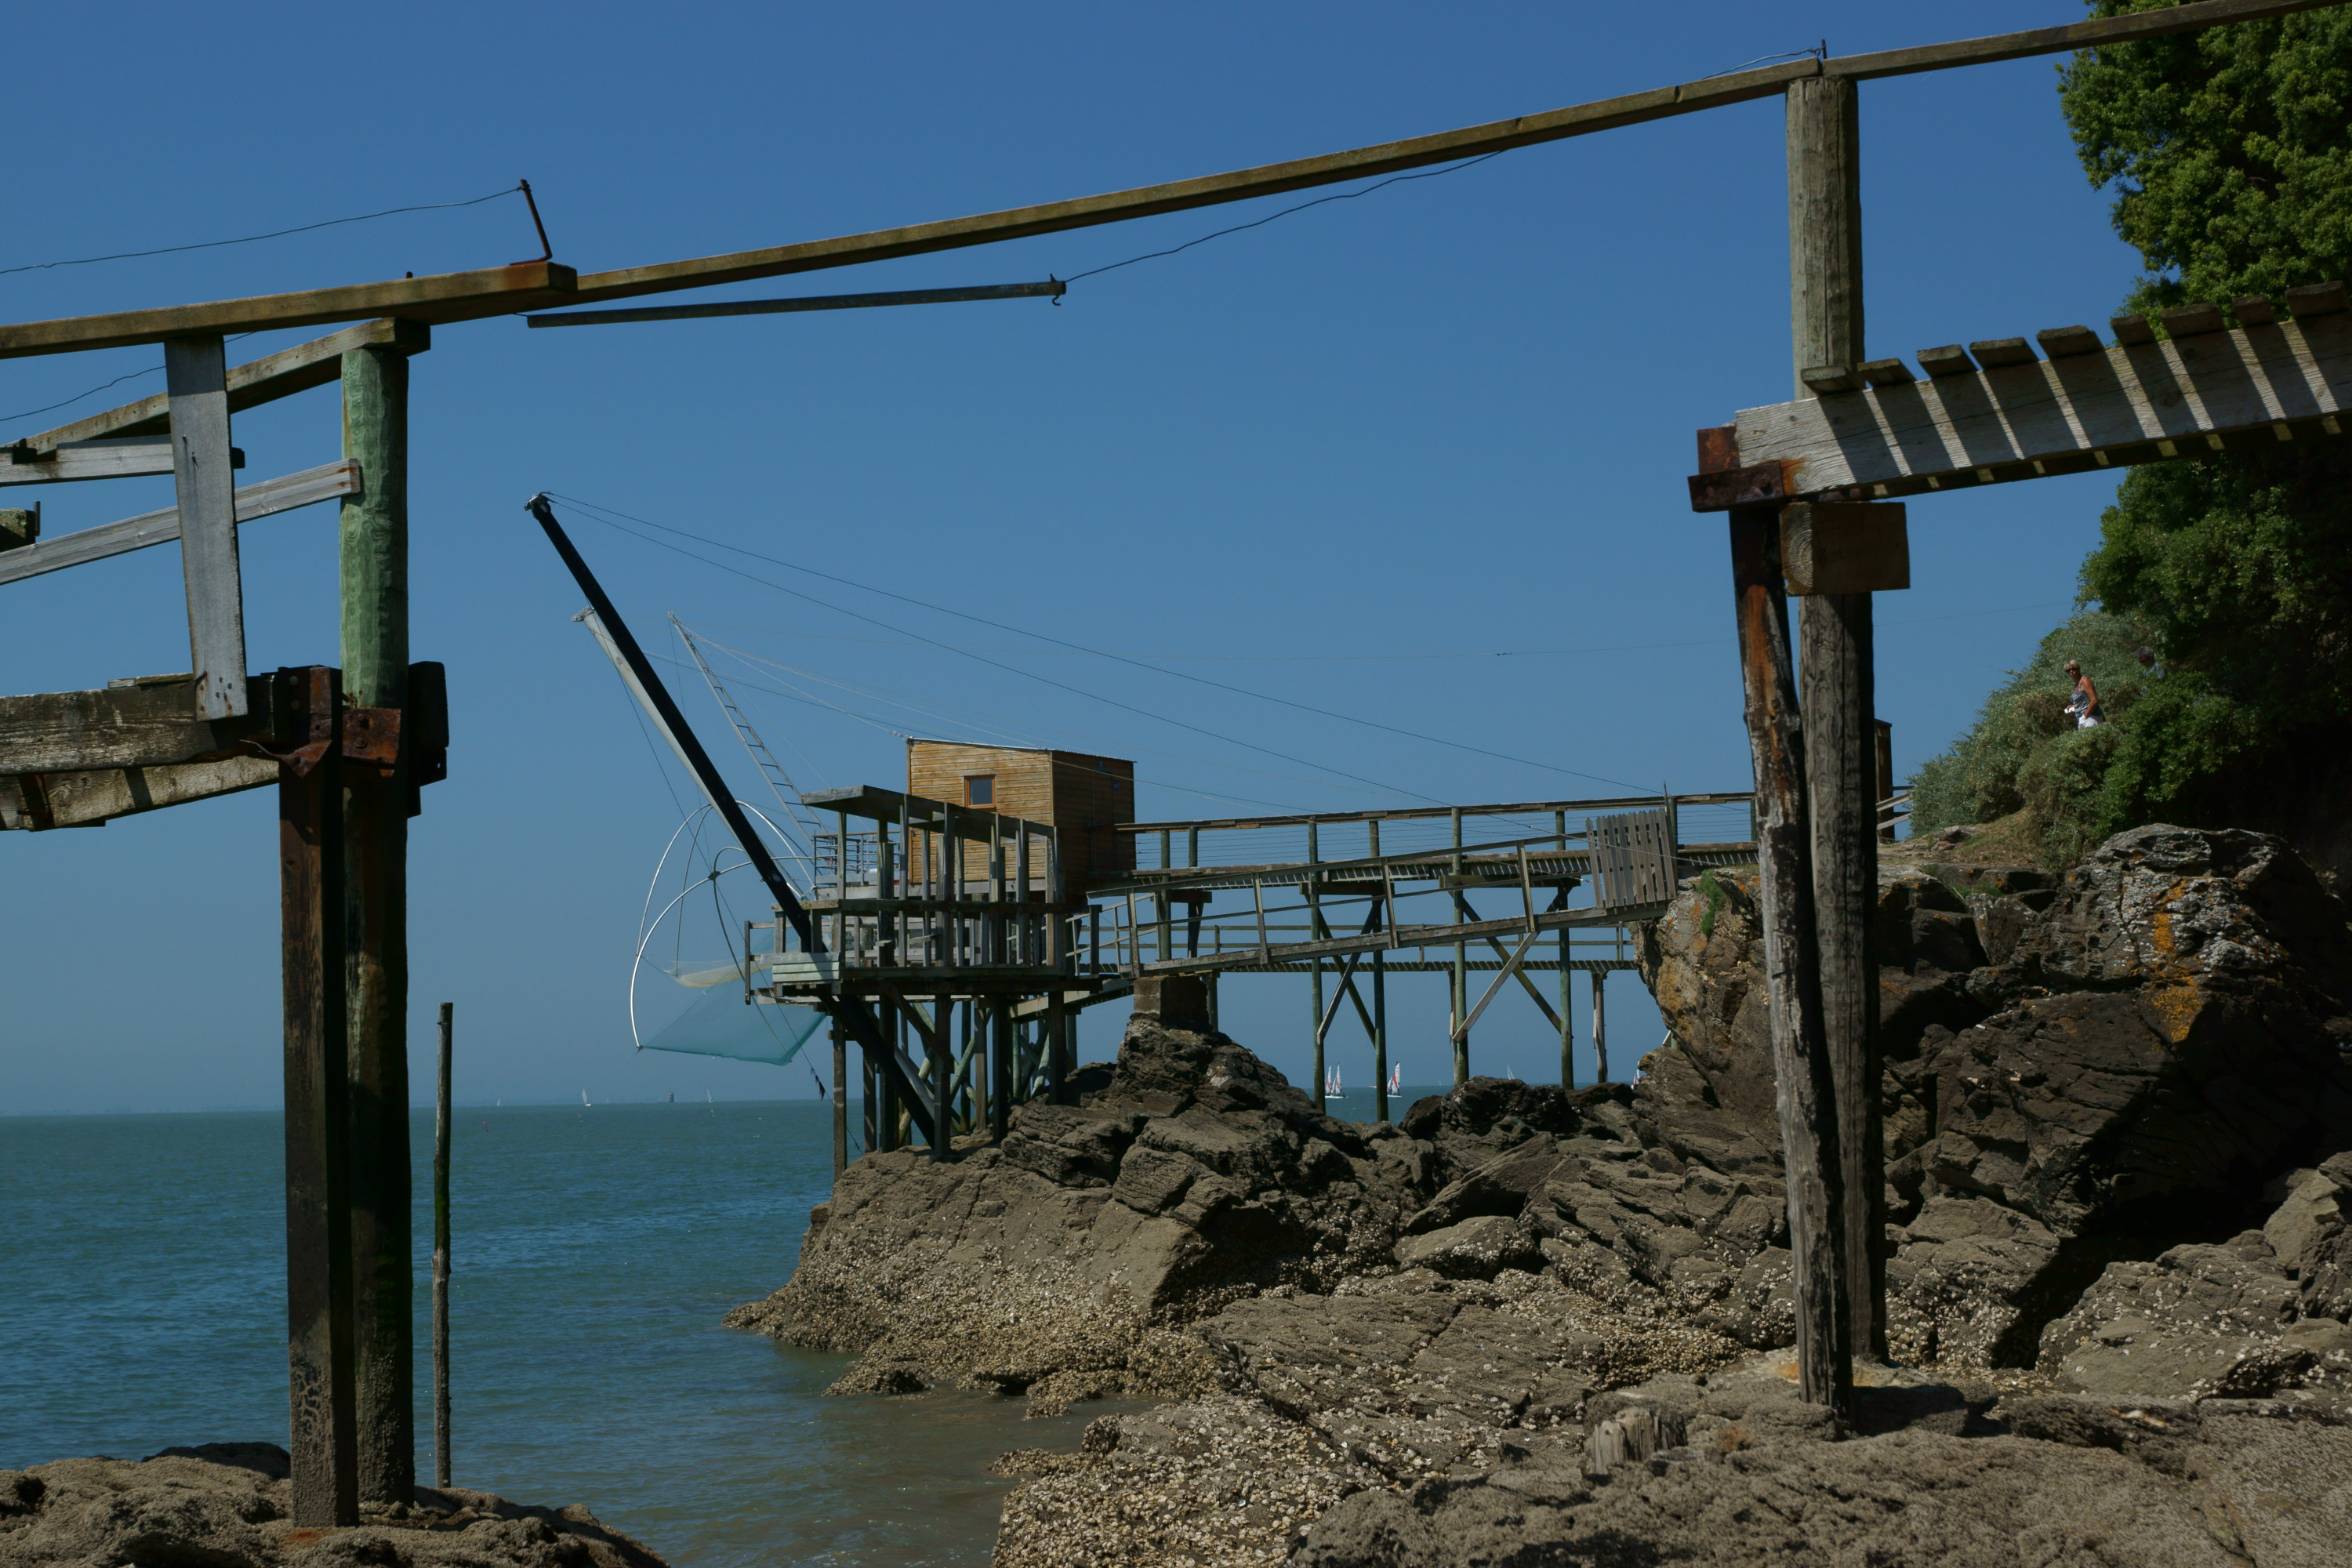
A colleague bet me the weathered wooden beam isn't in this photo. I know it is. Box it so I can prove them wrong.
[1727,506,1849,1415]
[277,666,359,1528]
[1700,300,2352,506]
[13,320,430,453]
[5,4,2326,359]
[166,338,247,719]
[0,673,287,775]
[339,343,412,1508]
[802,782,1055,840]
[0,753,277,830]
[1136,901,1641,976]
[0,438,187,486]
[0,264,565,361]
[0,461,361,586]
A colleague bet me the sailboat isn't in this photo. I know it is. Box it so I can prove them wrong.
[1324,1067,1342,1099]
[1387,1065,1402,1095]
[581,1089,592,1108]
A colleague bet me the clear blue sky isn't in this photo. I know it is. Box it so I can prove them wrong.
[4,1,2148,1112]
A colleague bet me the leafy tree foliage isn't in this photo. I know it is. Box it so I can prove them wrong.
[1912,5,2352,864]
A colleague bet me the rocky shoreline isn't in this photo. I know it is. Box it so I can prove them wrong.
[728,824,2352,1564]
[0,1444,669,1568]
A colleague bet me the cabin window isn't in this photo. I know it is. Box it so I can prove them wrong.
[965,775,995,807]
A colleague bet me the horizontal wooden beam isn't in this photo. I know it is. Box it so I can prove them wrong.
[802,782,1055,840]
[1138,901,1657,976]
[1702,300,2352,506]
[14,319,429,452]
[0,264,562,361]
[0,438,194,487]
[554,2,2343,311]
[0,754,276,830]
[1121,792,1750,834]
[5,2,2332,359]
[0,674,287,775]
[0,460,360,586]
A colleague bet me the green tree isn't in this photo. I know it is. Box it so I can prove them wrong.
[1915,5,2352,864]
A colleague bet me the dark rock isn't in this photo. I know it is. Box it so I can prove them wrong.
[0,1450,668,1568]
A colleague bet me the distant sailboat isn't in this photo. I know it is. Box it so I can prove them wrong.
[581,1090,592,1108]
[1387,1065,1402,1094]
[1324,1067,1342,1099]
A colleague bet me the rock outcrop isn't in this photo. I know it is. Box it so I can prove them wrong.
[0,1446,667,1568]
[1639,824,2352,1370]
[731,822,2352,1566]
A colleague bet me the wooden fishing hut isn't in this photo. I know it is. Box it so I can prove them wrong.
[772,745,1131,1166]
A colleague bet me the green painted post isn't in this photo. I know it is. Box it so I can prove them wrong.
[339,342,413,1504]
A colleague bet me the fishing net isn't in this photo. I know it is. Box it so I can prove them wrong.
[643,985,823,1066]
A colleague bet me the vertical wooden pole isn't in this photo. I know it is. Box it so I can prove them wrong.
[1308,822,1325,1105]
[339,344,412,1504]
[1369,819,1388,1123]
[1555,811,1573,1087]
[990,1003,1011,1142]
[880,1012,902,1152]
[281,667,358,1527]
[830,1017,848,1174]
[1874,720,1896,843]
[1590,971,1608,1083]
[931,998,952,1160]
[166,336,247,720]
[1790,72,1884,1363]
[1730,506,1852,1414]
[431,1001,452,1490]
[1450,808,1468,1086]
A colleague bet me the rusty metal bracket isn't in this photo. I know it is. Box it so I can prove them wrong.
[343,706,400,769]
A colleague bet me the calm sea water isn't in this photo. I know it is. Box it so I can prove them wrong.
[0,1088,1416,1566]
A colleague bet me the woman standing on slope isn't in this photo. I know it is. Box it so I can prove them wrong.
[2064,659,2103,728]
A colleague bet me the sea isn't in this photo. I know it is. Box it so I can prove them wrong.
[1,1087,1417,1566]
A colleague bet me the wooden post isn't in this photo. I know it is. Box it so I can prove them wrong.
[990,1002,1011,1142]
[931,997,952,1160]
[1556,811,1573,1088]
[281,667,358,1527]
[431,1001,452,1490]
[831,1017,848,1174]
[1790,72,1885,1364]
[1308,823,1325,1105]
[339,341,414,1504]
[1730,506,1851,1414]
[1590,970,1610,1083]
[165,336,247,720]
[1450,808,1468,1086]
[1369,819,1388,1123]
[1874,720,1896,843]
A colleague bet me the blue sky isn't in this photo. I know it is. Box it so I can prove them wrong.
[2,1,2150,1112]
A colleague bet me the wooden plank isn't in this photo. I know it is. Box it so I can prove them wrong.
[0,461,361,586]
[15,319,429,454]
[0,438,182,486]
[0,674,283,775]
[1120,791,1752,834]
[548,1,2343,314]
[167,338,247,719]
[1728,507,1849,1414]
[0,753,276,829]
[1715,308,2352,503]
[0,263,568,360]
[2036,325,2103,358]
[1136,900,1642,976]
[0,5,2331,358]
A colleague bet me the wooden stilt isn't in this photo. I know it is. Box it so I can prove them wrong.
[281,666,358,1527]
[1557,811,1573,1089]
[431,1001,452,1490]
[831,1017,848,1174]
[1730,506,1851,1415]
[1591,971,1609,1083]
[990,1002,1011,1142]
[1307,822,1325,1103]
[1450,808,1468,1086]
[1790,71,1886,1364]
[339,342,414,1504]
